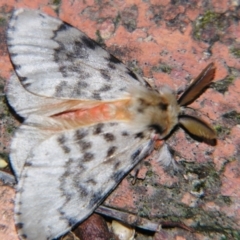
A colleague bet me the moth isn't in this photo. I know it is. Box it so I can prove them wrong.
[6,8,216,240]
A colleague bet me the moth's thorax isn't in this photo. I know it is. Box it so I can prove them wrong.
[129,86,180,138]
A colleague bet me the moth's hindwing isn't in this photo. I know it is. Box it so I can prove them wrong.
[15,122,153,239]
[7,73,68,118]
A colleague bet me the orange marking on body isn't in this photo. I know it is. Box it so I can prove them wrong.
[52,99,132,126]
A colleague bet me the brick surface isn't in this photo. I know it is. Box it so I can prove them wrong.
[0,1,240,239]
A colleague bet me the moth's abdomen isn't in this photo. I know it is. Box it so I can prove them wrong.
[52,99,133,127]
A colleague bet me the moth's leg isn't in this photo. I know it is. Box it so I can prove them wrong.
[151,132,179,170]
[130,135,165,184]
[130,165,146,184]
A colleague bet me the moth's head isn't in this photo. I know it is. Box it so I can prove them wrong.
[132,63,217,145]
[131,85,180,138]
[145,86,181,139]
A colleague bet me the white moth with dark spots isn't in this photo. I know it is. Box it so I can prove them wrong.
[7,9,216,240]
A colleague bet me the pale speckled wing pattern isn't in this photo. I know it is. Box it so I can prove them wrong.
[15,121,153,240]
[7,9,145,100]
[7,8,155,240]
[7,74,86,180]
[7,73,69,119]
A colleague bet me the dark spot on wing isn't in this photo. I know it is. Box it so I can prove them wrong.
[103,156,117,165]
[135,132,144,138]
[99,84,112,92]
[59,66,68,77]
[77,81,89,88]
[73,40,89,59]
[77,163,86,173]
[79,185,89,197]
[73,40,84,48]
[8,25,15,33]
[18,76,27,83]
[108,62,116,69]
[100,69,111,81]
[67,157,74,164]
[78,141,92,151]
[57,23,71,32]
[131,148,141,162]
[122,131,129,136]
[127,69,139,81]
[20,234,27,239]
[8,50,16,57]
[61,168,71,178]
[148,124,164,134]
[58,135,66,145]
[108,54,122,64]
[62,146,71,154]
[14,64,21,70]
[39,13,46,19]
[8,52,17,59]
[57,134,71,153]
[67,217,78,226]
[11,12,19,21]
[158,102,168,111]
[53,46,62,60]
[53,34,89,80]
[106,146,117,158]
[59,64,87,78]
[82,152,94,162]
[86,178,97,185]
[24,162,32,167]
[81,35,97,50]
[114,161,121,170]
[75,129,88,140]
[89,191,104,208]
[59,210,65,216]
[55,81,67,97]
[93,123,104,135]
[72,80,88,97]
[17,185,25,194]
[109,122,118,126]
[112,170,125,183]
[104,133,115,142]
[119,87,127,91]
[16,222,24,229]
[61,157,84,179]
[92,92,102,100]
